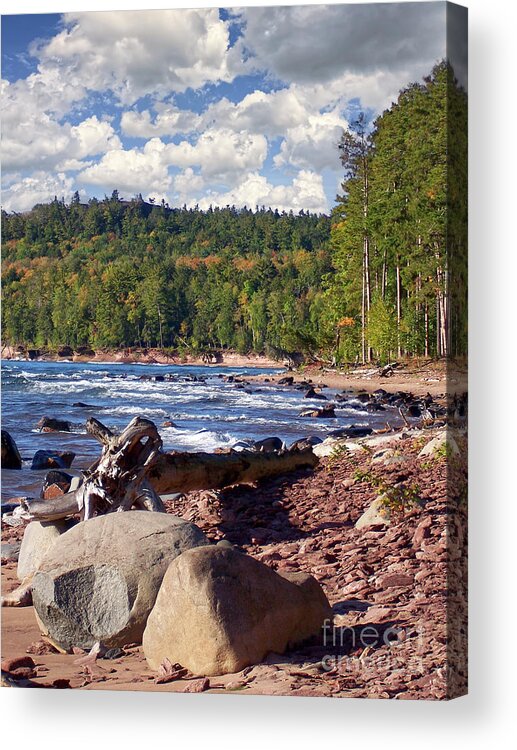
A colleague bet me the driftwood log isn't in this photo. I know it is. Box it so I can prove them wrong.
[19,416,318,522]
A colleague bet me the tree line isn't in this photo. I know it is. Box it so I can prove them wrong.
[325,61,467,362]
[1,61,466,364]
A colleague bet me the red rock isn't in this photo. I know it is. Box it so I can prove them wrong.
[1,655,36,673]
[42,483,67,500]
[26,640,60,655]
[52,678,71,688]
[380,574,414,588]
[10,667,37,680]
[183,677,210,693]
[412,517,432,548]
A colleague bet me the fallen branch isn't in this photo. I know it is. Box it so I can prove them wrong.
[17,416,318,522]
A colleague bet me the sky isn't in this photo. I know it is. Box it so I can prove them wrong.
[1,3,448,214]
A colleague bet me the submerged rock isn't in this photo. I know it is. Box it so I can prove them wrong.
[36,417,71,433]
[143,545,331,676]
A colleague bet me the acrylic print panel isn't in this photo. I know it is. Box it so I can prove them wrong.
[1,2,467,700]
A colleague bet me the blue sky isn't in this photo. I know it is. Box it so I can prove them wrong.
[1,4,446,213]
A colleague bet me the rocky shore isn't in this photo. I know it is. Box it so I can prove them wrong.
[1,423,467,699]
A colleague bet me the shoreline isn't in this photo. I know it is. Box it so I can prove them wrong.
[1,423,467,697]
[2,345,466,397]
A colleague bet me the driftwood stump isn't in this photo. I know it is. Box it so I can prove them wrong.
[19,417,318,522]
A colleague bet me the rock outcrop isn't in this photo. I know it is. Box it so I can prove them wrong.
[32,511,208,651]
[143,545,332,676]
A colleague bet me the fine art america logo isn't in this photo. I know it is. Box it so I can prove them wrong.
[320,619,426,675]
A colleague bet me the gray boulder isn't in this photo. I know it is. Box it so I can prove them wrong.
[17,520,72,581]
[143,545,332,676]
[32,511,208,651]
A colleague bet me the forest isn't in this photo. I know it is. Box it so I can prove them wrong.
[1,62,467,365]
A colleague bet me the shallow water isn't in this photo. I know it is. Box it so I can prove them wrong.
[1,360,399,500]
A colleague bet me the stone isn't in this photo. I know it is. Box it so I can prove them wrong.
[355,497,391,530]
[1,430,22,469]
[380,574,414,588]
[32,511,208,651]
[36,417,71,433]
[31,450,76,470]
[17,520,71,581]
[41,470,74,497]
[57,346,74,358]
[1,542,21,562]
[1,656,36,674]
[143,545,332,676]
[418,430,460,458]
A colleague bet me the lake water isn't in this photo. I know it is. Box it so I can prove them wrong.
[1,360,398,500]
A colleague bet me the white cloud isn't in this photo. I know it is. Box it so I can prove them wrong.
[121,106,201,138]
[200,87,310,139]
[274,111,349,172]
[193,171,328,214]
[165,128,267,180]
[1,79,121,172]
[35,9,235,105]
[173,168,204,203]
[79,138,171,195]
[1,171,75,213]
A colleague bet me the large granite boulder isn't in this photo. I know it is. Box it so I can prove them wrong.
[1,430,22,470]
[32,511,208,651]
[143,545,332,676]
[17,520,72,581]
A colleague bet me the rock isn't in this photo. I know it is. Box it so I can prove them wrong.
[251,437,284,452]
[355,497,391,529]
[1,430,22,469]
[277,376,294,385]
[418,430,460,457]
[412,516,433,548]
[330,426,373,438]
[380,574,413,588]
[31,450,76,470]
[17,520,71,581]
[37,417,71,433]
[289,436,322,451]
[1,656,36,674]
[57,346,74,358]
[74,346,96,357]
[304,387,327,400]
[1,580,33,607]
[41,470,74,498]
[300,405,336,418]
[32,511,208,651]
[143,545,332,676]
[1,542,21,562]
[313,438,362,458]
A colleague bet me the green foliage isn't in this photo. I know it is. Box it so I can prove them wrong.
[367,298,398,365]
[323,61,467,362]
[354,468,423,518]
[1,202,331,353]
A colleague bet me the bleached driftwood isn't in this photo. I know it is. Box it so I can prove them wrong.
[18,416,318,522]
